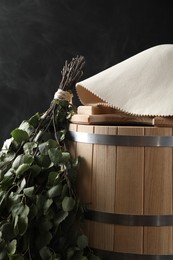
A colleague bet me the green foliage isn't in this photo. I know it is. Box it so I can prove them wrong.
[0,99,99,259]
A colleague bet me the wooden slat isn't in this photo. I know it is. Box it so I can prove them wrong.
[114,126,144,253]
[114,226,144,254]
[71,114,154,125]
[91,126,117,212]
[88,125,117,251]
[77,105,118,115]
[75,124,95,244]
[144,127,173,254]
[73,106,173,126]
[115,127,144,214]
[144,127,172,214]
[76,124,94,204]
[153,117,173,126]
[88,221,115,251]
[144,227,173,254]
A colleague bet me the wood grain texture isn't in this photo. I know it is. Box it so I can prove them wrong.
[91,125,117,212]
[114,127,144,253]
[144,227,173,254]
[69,124,173,255]
[77,105,117,115]
[143,127,173,254]
[76,124,94,204]
[88,126,117,251]
[71,113,154,125]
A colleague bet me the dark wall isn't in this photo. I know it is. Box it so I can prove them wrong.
[0,0,173,145]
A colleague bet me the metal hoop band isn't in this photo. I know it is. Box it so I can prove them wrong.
[68,131,173,147]
[92,248,173,260]
[85,210,173,226]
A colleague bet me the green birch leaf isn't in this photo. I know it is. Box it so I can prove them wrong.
[54,211,69,227]
[23,187,34,198]
[48,139,59,148]
[12,154,33,169]
[18,216,28,236]
[36,154,51,168]
[61,152,70,163]
[1,138,13,151]
[47,171,60,186]
[48,148,62,165]
[67,247,75,259]
[1,223,14,241]
[3,151,15,162]
[0,170,14,189]
[11,204,29,220]
[14,215,19,236]
[19,178,26,191]
[0,191,6,206]
[30,164,41,175]
[47,184,62,198]
[28,112,40,127]
[23,142,37,155]
[7,239,17,254]
[43,199,53,214]
[77,234,88,250]
[62,196,75,212]
[20,204,30,217]
[11,129,29,144]
[39,246,51,259]
[39,141,49,155]
[19,121,34,136]
[15,163,30,177]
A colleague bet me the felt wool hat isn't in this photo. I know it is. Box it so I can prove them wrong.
[76,44,173,116]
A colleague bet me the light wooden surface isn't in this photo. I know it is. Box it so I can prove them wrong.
[114,127,144,253]
[143,127,173,254]
[71,113,154,125]
[69,123,173,255]
[71,105,173,126]
[77,105,117,115]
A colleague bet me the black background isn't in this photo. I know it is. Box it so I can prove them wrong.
[0,0,173,145]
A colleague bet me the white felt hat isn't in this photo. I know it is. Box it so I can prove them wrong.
[76,44,173,116]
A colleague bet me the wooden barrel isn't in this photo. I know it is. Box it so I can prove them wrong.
[69,123,173,259]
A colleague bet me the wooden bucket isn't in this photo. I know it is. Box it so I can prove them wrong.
[69,123,173,259]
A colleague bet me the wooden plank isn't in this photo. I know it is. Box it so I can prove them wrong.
[144,127,173,254]
[77,105,118,115]
[115,127,144,214]
[71,114,154,125]
[114,226,144,254]
[75,124,95,245]
[88,125,117,252]
[144,127,172,214]
[87,221,115,251]
[114,126,144,253]
[91,125,117,212]
[76,124,94,205]
[144,227,173,254]
[153,117,173,126]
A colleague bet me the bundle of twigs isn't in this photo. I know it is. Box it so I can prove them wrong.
[0,56,100,260]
